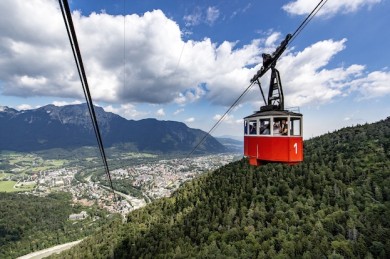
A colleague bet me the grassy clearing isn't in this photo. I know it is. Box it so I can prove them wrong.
[29,166,51,173]
[14,182,36,191]
[1,151,69,174]
[121,152,157,158]
[8,155,36,166]
[48,159,67,167]
[0,181,36,192]
[29,159,68,173]
[0,181,17,192]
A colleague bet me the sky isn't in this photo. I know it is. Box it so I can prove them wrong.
[0,0,389,139]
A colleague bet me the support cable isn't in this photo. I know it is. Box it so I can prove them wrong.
[123,0,126,94]
[59,0,116,199]
[186,81,255,158]
[289,0,328,45]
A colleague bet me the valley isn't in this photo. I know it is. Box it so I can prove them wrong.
[0,150,239,218]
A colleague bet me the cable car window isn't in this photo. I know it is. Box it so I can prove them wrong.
[272,119,280,135]
[259,118,270,135]
[290,117,301,136]
[249,120,257,135]
[273,117,288,136]
[244,120,248,135]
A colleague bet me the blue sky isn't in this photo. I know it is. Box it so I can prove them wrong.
[0,0,389,139]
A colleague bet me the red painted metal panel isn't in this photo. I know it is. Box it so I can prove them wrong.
[244,136,303,165]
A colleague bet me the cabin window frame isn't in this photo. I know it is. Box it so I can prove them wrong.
[244,119,248,135]
[244,117,273,136]
[289,116,302,136]
[259,117,271,136]
[248,119,258,135]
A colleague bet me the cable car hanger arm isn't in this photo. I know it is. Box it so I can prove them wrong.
[249,33,291,111]
[250,33,292,83]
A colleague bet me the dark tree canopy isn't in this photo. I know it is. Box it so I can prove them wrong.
[0,192,113,259]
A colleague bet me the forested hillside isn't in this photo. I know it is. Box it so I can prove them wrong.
[54,118,390,258]
[0,192,114,259]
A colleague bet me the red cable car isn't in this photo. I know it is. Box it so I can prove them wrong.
[243,34,303,166]
[244,110,303,166]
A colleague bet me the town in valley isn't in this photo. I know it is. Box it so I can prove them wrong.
[0,151,240,219]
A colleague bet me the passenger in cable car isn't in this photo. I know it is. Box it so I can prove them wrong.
[280,119,288,135]
[273,121,281,135]
[249,121,257,135]
[260,120,270,135]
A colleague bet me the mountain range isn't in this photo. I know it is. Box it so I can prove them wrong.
[0,104,229,153]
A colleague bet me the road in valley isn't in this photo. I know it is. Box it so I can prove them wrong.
[17,239,83,259]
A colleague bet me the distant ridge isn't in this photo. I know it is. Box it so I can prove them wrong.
[0,103,226,153]
[215,137,243,153]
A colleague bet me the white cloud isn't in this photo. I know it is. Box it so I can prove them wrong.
[156,108,165,116]
[52,100,82,106]
[103,103,148,119]
[173,108,184,115]
[0,1,261,106]
[283,0,381,17]
[184,6,220,27]
[230,3,252,19]
[20,75,47,86]
[242,37,387,108]
[183,8,202,26]
[185,117,195,123]
[350,70,390,99]
[206,7,220,25]
[213,114,239,124]
[16,104,33,110]
[274,38,366,107]
[174,85,207,105]
[0,0,388,111]
[265,32,281,47]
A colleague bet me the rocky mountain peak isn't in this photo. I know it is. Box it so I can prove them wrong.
[0,103,227,153]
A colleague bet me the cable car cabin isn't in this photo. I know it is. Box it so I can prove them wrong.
[243,33,304,166]
[244,110,303,166]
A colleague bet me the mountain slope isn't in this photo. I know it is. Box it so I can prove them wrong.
[0,104,226,153]
[53,118,390,258]
[215,137,243,153]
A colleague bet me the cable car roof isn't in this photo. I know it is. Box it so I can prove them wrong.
[244,109,302,119]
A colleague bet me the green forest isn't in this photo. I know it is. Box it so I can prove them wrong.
[52,118,390,258]
[0,192,115,259]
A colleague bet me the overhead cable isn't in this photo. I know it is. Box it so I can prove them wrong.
[58,0,116,199]
[186,81,255,158]
[289,0,328,45]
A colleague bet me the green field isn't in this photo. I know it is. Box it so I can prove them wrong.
[29,159,67,173]
[120,152,157,159]
[0,181,17,192]
[0,181,35,192]
[1,151,69,174]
